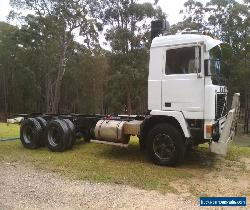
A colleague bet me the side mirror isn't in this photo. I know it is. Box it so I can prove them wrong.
[151,20,170,42]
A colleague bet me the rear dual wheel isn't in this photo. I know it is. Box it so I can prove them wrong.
[35,117,47,146]
[62,119,76,149]
[46,119,69,152]
[46,119,76,152]
[20,118,43,149]
[20,118,76,152]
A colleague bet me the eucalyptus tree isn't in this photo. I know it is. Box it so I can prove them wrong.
[179,0,206,31]
[0,22,18,118]
[10,0,101,113]
[101,0,166,114]
[0,21,41,116]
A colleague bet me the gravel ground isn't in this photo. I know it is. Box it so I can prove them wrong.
[0,162,249,210]
[0,162,201,210]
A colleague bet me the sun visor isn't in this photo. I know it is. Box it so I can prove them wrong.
[206,38,222,51]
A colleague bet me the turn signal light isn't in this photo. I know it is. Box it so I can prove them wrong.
[206,125,213,138]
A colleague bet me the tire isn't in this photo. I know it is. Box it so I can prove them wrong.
[20,118,42,149]
[36,117,47,128]
[62,119,76,149]
[139,136,146,151]
[46,119,70,152]
[186,143,194,151]
[147,123,185,166]
[35,117,47,146]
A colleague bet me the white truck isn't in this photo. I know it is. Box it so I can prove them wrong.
[19,22,239,166]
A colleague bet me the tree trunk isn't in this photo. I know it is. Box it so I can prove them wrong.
[3,70,8,120]
[127,86,132,115]
[93,78,96,113]
[52,35,68,114]
[44,40,52,113]
[45,76,52,113]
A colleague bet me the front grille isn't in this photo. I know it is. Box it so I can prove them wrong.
[216,93,227,119]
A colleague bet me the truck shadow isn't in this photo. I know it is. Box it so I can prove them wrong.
[96,141,217,169]
[183,147,218,169]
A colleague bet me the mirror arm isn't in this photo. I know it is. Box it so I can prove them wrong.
[195,46,202,78]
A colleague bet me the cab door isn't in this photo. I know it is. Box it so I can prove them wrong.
[161,44,204,119]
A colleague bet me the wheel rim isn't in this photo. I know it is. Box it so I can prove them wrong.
[48,126,61,147]
[23,125,33,144]
[153,133,176,161]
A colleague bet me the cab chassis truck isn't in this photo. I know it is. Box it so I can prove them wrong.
[19,22,240,166]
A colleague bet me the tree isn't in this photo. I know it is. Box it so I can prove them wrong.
[180,0,206,31]
[0,22,18,118]
[0,21,41,117]
[100,0,166,114]
[62,43,110,114]
[10,0,101,113]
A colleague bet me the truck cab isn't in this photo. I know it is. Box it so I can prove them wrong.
[148,33,228,147]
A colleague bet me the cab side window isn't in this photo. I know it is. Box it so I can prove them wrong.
[165,46,200,75]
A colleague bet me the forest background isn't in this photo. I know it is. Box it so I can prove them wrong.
[0,0,249,119]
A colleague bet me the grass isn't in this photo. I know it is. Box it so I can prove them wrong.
[0,123,20,139]
[1,122,250,194]
[0,123,191,193]
[226,144,250,161]
[0,140,191,193]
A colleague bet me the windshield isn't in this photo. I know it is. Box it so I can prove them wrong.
[210,59,227,85]
[205,59,228,85]
[207,46,229,85]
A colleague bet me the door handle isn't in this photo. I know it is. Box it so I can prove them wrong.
[165,102,171,107]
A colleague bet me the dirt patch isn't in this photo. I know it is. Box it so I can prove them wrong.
[0,157,249,210]
[240,158,250,171]
[170,153,250,201]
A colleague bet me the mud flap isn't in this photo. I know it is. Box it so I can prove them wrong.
[210,93,240,155]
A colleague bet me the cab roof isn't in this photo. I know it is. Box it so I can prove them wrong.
[151,34,222,51]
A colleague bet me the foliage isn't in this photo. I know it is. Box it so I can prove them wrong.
[100,0,166,114]
[0,0,249,117]
[0,0,164,116]
[9,0,102,113]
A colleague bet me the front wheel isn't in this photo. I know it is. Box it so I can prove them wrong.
[147,123,185,166]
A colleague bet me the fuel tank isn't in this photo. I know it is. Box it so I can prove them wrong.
[94,120,129,144]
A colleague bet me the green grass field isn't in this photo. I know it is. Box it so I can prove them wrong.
[0,123,20,139]
[1,122,250,194]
